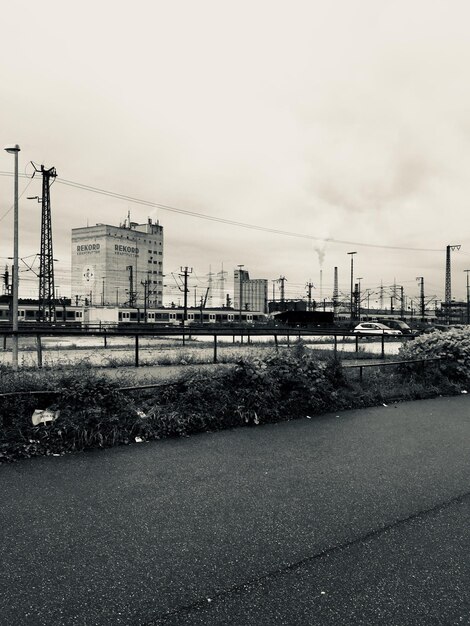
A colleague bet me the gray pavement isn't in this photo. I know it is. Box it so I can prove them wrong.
[1,395,470,625]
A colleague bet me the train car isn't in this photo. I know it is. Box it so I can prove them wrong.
[0,299,268,328]
[273,310,335,328]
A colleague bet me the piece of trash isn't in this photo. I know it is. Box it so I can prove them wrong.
[207,598,212,603]
[32,409,60,426]
[320,591,326,595]
[136,410,147,418]
[253,412,259,425]
[135,436,143,443]
[306,416,312,419]
[382,403,388,407]
[52,453,61,457]
[461,390,468,394]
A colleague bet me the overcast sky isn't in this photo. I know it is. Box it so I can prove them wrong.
[1,0,470,307]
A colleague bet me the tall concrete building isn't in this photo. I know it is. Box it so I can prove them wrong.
[234,268,268,313]
[71,218,163,307]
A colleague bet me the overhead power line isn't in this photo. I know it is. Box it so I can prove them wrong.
[0,170,448,252]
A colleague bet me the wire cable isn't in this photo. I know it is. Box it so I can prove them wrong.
[0,170,447,253]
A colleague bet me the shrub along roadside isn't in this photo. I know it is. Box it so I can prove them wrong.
[0,343,464,463]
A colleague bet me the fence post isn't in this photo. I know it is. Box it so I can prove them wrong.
[103,328,107,348]
[359,366,363,382]
[2,334,6,350]
[36,334,43,368]
[213,334,218,363]
[381,332,385,358]
[287,331,290,347]
[334,334,337,358]
[355,334,359,353]
[135,334,139,367]
[274,334,279,351]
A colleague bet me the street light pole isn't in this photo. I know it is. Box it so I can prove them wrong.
[347,252,357,322]
[4,144,20,370]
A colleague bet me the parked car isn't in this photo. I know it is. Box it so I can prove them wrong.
[353,322,402,336]
[375,319,418,335]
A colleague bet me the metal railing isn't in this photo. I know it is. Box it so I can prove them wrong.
[0,326,410,368]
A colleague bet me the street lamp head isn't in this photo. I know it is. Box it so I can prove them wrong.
[4,144,20,154]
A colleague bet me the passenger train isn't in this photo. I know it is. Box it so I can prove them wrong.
[0,298,267,327]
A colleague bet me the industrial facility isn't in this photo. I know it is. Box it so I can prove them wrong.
[233,268,268,314]
[71,217,163,308]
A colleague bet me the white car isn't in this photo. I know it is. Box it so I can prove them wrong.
[353,322,402,336]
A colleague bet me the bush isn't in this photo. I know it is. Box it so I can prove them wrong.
[398,327,470,382]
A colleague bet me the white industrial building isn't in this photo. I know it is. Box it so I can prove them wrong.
[233,268,268,314]
[71,218,163,307]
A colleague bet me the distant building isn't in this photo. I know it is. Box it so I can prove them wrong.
[439,300,468,325]
[71,218,163,307]
[233,268,268,313]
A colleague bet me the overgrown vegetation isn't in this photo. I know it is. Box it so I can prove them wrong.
[1,334,467,462]
[399,326,470,382]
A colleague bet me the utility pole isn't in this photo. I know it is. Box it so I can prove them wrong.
[356,277,363,320]
[141,273,150,322]
[30,163,57,322]
[347,252,357,321]
[400,286,404,319]
[445,244,461,324]
[237,265,244,322]
[1,265,9,295]
[126,265,135,307]
[179,266,193,328]
[306,281,314,311]
[465,270,470,325]
[416,277,425,322]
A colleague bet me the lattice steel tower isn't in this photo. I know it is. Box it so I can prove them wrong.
[36,165,57,322]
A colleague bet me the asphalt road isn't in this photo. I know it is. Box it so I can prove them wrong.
[1,395,470,625]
